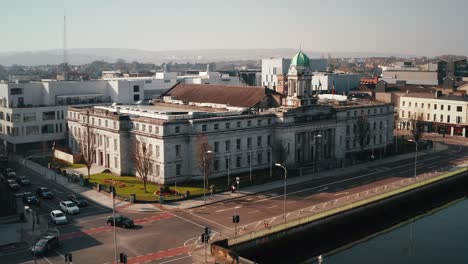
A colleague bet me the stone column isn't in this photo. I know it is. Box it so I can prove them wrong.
[450,126,454,136]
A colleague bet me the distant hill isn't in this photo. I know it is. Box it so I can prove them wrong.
[0,48,415,66]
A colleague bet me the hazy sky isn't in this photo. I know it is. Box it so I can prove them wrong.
[1,0,466,56]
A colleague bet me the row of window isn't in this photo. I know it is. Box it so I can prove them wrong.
[70,112,119,130]
[346,120,387,135]
[172,135,273,158]
[213,151,272,171]
[200,118,273,133]
[133,122,160,134]
[1,123,64,136]
[402,101,463,112]
[346,107,387,117]
[401,111,463,124]
[0,110,65,122]
[345,134,385,150]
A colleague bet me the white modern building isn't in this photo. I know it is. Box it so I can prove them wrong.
[0,78,150,152]
[262,57,327,91]
[262,58,293,90]
[311,72,362,93]
[179,64,241,86]
[68,52,393,185]
[398,91,468,137]
[380,62,439,85]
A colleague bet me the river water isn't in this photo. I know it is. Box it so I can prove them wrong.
[319,196,468,264]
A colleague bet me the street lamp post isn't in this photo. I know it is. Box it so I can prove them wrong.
[314,134,322,173]
[275,163,287,224]
[227,153,230,189]
[269,147,272,178]
[203,150,213,205]
[408,139,418,178]
[249,150,252,182]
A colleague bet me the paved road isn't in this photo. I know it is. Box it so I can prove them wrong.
[3,142,467,264]
[175,144,468,239]
[2,164,202,264]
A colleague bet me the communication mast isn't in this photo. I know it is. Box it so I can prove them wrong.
[63,15,69,80]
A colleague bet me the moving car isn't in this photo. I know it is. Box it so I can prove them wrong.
[23,192,38,205]
[59,201,80,214]
[17,176,31,186]
[107,215,134,228]
[36,187,54,199]
[68,195,88,207]
[50,210,68,225]
[7,179,20,191]
[31,235,59,255]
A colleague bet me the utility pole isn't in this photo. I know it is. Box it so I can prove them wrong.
[112,186,118,263]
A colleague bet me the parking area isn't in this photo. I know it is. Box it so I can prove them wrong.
[1,162,199,264]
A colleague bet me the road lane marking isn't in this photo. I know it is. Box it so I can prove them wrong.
[215,206,241,213]
[248,210,259,214]
[60,214,173,240]
[335,192,349,196]
[266,205,277,209]
[157,255,192,264]
[43,256,53,264]
[254,221,262,229]
[124,246,190,264]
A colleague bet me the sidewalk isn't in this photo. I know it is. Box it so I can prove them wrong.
[163,142,448,210]
[12,143,448,212]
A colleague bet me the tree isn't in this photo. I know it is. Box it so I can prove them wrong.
[132,137,152,193]
[78,122,97,179]
[357,115,371,160]
[410,112,424,143]
[196,134,213,189]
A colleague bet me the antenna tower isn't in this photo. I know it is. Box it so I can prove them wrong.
[63,15,69,80]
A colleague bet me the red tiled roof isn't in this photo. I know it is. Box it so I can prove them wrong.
[162,83,273,108]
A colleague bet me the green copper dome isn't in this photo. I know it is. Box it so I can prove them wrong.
[291,51,310,67]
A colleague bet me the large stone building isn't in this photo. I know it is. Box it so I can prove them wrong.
[68,52,394,184]
[398,91,468,137]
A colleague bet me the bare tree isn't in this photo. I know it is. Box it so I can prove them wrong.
[394,111,399,130]
[78,126,97,179]
[196,134,213,188]
[410,112,424,143]
[273,140,287,165]
[356,115,371,160]
[394,111,400,152]
[132,137,152,193]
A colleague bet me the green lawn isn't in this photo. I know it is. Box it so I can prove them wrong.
[89,173,206,202]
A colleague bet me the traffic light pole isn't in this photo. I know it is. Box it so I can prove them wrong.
[234,206,237,237]
[112,186,118,264]
[204,234,207,263]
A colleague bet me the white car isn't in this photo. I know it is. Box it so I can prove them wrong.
[59,201,80,214]
[50,210,68,225]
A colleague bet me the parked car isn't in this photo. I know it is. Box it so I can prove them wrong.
[68,195,88,207]
[59,201,79,214]
[50,210,68,225]
[36,187,54,199]
[31,235,59,255]
[107,215,134,228]
[23,192,38,205]
[7,171,16,179]
[17,176,31,186]
[7,179,20,191]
